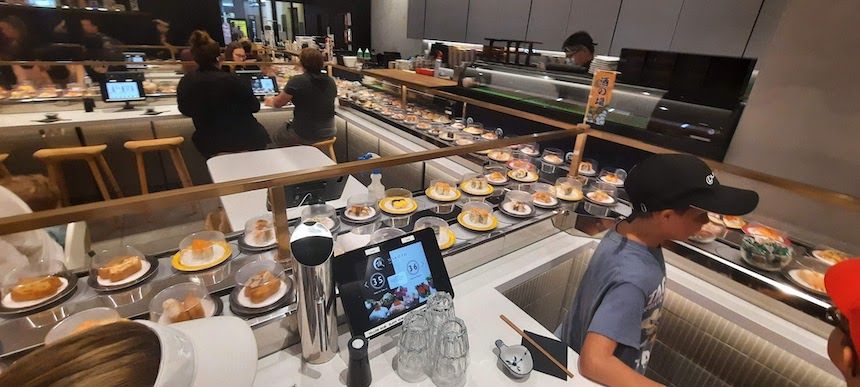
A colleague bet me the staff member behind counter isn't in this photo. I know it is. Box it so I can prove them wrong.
[265,48,337,146]
[543,31,596,74]
[177,30,270,158]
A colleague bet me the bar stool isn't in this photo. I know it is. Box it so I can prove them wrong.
[124,136,193,194]
[33,145,122,206]
[0,153,10,178]
[311,136,337,162]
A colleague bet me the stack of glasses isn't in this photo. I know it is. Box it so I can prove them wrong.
[396,292,470,387]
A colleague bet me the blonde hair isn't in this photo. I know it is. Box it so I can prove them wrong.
[0,321,160,387]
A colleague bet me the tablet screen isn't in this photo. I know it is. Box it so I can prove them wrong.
[104,80,144,102]
[251,76,278,96]
[333,228,453,339]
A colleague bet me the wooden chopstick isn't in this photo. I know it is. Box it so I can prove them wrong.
[500,314,576,379]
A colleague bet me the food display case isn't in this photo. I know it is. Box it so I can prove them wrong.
[0,128,582,361]
[329,64,855,331]
[454,60,751,161]
[0,60,301,113]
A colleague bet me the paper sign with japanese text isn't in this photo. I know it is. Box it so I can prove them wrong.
[583,70,618,125]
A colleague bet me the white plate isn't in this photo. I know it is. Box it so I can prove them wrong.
[501,201,533,217]
[237,280,289,308]
[1,277,69,309]
[344,206,377,222]
[96,259,151,286]
[157,297,217,324]
[244,231,276,248]
[787,269,826,295]
[599,175,624,186]
[533,195,558,207]
[586,191,616,205]
[486,174,509,185]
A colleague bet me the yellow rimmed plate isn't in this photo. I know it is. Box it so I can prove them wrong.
[438,228,457,250]
[459,182,494,196]
[172,241,233,272]
[457,212,499,232]
[507,170,539,183]
[425,187,461,202]
[379,197,419,215]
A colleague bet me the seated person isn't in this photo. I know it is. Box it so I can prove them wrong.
[177,30,270,158]
[266,48,337,146]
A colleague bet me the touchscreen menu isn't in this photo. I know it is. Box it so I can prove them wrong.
[104,81,144,102]
[334,229,453,339]
[251,76,278,96]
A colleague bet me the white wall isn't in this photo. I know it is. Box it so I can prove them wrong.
[721,0,860,250]
[725,0,860,198]
[371,0,425,56]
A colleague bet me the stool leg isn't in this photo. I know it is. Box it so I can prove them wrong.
[169,148,193,188]
[97,155,123,198]
[86,158,112,201]
[133,152,149,195]
[45,162,69,206]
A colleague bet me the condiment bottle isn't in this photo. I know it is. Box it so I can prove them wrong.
[347,336,372,387]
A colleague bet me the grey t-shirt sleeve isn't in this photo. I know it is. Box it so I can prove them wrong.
[285,76,302,97]
[586,282,646,349]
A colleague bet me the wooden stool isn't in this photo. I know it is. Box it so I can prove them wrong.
[0,153,10,178]
[124,136,193,194]
[311,136,337,162]
[33,144,122,206]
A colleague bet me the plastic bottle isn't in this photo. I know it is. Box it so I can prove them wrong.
[368,169,385,202]
[433,51,443,77]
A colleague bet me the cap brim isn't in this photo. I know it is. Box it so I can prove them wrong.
[686,185,759,216]
[825,260,860,353]
[171,316,258,387]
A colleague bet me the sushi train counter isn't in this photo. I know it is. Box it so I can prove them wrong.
[0,154,576,364]
[332,73,857,327]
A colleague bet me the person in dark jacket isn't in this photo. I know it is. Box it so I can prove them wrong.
[177,30,270,158]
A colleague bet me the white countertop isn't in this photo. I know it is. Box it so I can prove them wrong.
[206,146,367,228]
[0,102,288,129]
[252,227,838,385]
[254,232,600,387]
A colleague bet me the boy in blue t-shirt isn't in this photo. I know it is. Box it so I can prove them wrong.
[556,154,759,386]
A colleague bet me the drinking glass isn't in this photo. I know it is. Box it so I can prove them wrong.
[431,318,469,387]
[396,311,432,382]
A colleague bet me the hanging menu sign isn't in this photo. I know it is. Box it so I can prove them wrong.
[583,70,618,126]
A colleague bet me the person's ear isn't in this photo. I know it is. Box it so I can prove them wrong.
[658,209,674,221]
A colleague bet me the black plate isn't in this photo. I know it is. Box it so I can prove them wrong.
[0,271,79,318]
[229,277,294,317]
[87,256,159,293]
[237,234,278,254]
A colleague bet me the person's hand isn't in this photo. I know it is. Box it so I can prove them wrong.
[264,97,274,107]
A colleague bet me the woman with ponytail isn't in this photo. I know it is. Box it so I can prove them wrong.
[177,30,270,158]
[266,48,337,146]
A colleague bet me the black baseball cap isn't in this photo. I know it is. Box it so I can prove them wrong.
[625,154,759,216]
